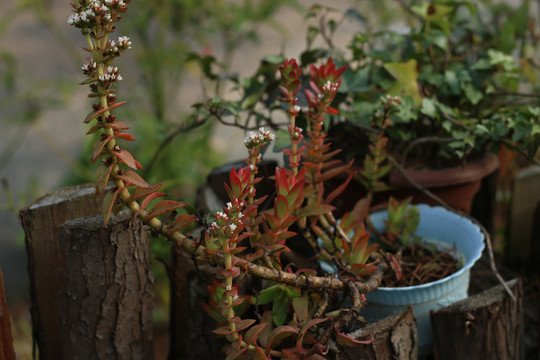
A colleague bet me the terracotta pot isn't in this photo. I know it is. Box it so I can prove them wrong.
[326,154,499,217]
[388,154,499,213]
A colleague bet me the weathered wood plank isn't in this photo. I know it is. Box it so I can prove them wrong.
[431,278,523,360]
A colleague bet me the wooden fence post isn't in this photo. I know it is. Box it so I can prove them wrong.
[19,184,106,359]
[431,278,523,360]
[58,212,154,359]
[19,184,153,359]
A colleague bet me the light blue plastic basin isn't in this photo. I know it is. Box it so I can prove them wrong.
[364,204,485,354]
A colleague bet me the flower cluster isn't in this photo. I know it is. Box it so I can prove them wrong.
[68,1,111,28]
[208,200,246,239]
[103,36,132,57]
[67,0,128,30]
[82,60,97,76]
[99,66,122,84]
[305,58,347,111]
[321,80,339,94]
[243,127,275,149]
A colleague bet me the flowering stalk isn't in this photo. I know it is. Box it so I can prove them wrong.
[206,199,254,341]
[278,59,305,175]
[243,128,275,239]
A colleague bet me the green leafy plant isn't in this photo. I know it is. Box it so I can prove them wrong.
[318,1,540,168]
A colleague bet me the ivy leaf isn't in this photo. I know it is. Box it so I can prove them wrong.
[421,98,437,118]
[384,60,421,107]
[241,90,263,110]
[412,4,454,35]
[273,130,293,153]
[462,83,483,105]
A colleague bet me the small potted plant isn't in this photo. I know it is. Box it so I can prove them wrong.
[67,1,489,358]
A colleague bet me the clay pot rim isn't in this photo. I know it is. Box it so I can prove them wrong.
[389,153,499,188]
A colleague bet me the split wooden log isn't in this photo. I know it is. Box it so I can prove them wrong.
[431,278,523,360]
[19,184,106,360]
[58,211,154,359]
[0,267,16,360]
[329,308,418,360]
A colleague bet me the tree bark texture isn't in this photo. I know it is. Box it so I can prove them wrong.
[58,211,154,360]
[19,184,107,360]
[0,267,16,360]
[329,308,418,360]
[431,278,523,360]
[168,245,224,360]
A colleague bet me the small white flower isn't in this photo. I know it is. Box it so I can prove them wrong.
[322,80,338,93]
[225,285,232,291]
[293,105,301,113]
[229,224,237,231]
